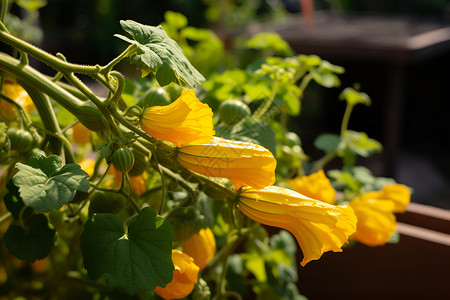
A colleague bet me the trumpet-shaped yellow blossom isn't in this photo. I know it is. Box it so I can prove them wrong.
[350,184,411,246]
[154,249,199,300]
[238,186,357,266]
[0,81,35,122]
[177,137,276,190]
[286,170,336,204]
[140,89,214,147]
[182,228,216,271]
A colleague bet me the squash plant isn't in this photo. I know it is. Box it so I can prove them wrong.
[0,2,410,300]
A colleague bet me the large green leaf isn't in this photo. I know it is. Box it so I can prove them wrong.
[80,207,175,295]
[12,152,90,213]
[4,214,56,262]
[314,133,341,154]
[3,180,34,220]
[115,20,205,88]
[338,130,382,158]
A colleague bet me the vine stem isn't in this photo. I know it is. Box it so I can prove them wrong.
[0,28,101,74]
[0,211,12,226]
[100,44,136,76]
[209,223,259,300]
[340,103,354,136]
[253,78,280,120]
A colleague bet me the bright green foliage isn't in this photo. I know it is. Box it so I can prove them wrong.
[13,151,90,212]
[338,130,382,159]
[340,87,371,106]
[246,32,294,56]
[328,166,398,201]
[80,207,175,295]
[162,11,225,76]
[314,133,341,154]
[116,20,205,88]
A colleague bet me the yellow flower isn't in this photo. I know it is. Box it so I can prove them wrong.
[177,137,276,190]
[286,170,336,204]
[154,249,199,300]
[181,228,216,271]
[110,165,148,196]
[140,89,214,147]
[238,186,357,266]
[72,122,91,145]
[350,184,411,246]
[78,158,96,178]
[0,81,35,122]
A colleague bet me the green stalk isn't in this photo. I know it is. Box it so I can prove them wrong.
[0,211,12,226]
[340,103,354,136]
[0,53,107,131]
[0,28,100,74]
[253,79,280,120]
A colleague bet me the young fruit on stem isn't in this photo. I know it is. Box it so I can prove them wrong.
[111,147,135,174]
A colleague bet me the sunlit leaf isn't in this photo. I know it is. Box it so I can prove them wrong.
[13,152,90,213]
[115,20,204,88]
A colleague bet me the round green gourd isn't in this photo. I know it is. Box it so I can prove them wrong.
[6,127,34,153]
[111,147,135,173]
[138,88,170,108]
[218,99,251,124]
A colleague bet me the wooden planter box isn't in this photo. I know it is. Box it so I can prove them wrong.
[296,202,450,300]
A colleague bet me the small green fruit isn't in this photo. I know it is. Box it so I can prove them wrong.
[111,147,135,173]
[218,99,251,124]
[138,88,170,108]
[7,128,34,153]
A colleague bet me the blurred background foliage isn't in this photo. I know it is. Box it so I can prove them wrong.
[7,0,449,68]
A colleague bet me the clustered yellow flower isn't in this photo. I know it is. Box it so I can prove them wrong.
[286,169,336,204]
[139,88,410,298]
[350,184,411,246]
[154,250,200,300]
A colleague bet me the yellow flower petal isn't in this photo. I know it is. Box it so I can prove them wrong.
[181,228,216,271]
[0,81,35,122]
[238,186,357,266]
[140,89,214,146]
[177,137,276,190]
[286,170,336,204]
[350,184,410,246]
[154,249,199,300]
[78,158,96,178]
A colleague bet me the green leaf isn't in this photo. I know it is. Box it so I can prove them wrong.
[245,32,294,56]
[163,11,188,31]
[12,155,90,213]
[116,20,205,88]
[3,180,34,220]
[15,0,47,11]
[233,117,277,155]
[270,230,297,257]
[80,207,175,295]
[4,214,56,262]
[314,133,341,154]
[338,130,382,158]
[339,87,371,106]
